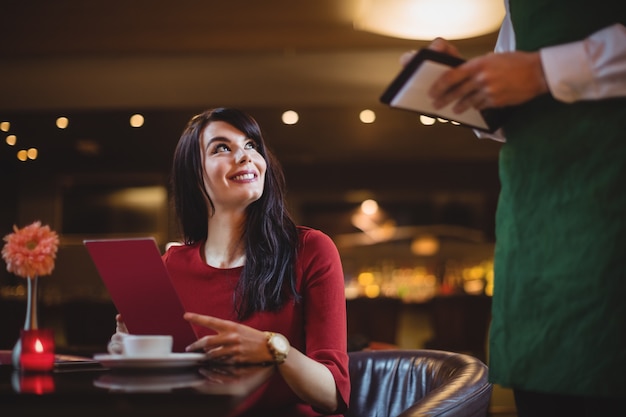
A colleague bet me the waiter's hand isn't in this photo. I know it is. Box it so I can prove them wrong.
[426,38,548,112]
[401,37,549,113]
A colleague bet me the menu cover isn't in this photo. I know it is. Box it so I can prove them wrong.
[380,48,507,133]
[84,237,197,353]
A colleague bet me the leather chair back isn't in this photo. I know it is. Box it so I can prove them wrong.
[346,349,492,417]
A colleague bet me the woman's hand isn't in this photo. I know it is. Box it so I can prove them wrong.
[184,312,273,364]
[184,312,340,412]
[107,313,129,354]
[115,313,128,333]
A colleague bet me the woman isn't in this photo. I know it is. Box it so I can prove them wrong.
[112,108,350,416]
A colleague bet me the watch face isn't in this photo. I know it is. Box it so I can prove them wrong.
[272,335,289,353]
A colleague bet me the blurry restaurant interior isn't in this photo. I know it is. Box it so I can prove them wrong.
[0,2,514,409]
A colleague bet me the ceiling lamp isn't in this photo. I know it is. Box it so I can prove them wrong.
[354,0,506,40]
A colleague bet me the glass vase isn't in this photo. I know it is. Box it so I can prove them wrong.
[12,276,40,369]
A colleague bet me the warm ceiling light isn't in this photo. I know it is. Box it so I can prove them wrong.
[6,135,17,146]
[281,110,299,125]
[0,121,10,132]
[130,114,144,128]
[359,109,376,123]
[27,148,38,160]
[360,199,379,215]
[419,115,436,126]
[354,0,505,40]
[56,117,69,129]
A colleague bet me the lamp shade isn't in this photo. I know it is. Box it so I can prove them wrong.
[354,0,505,40]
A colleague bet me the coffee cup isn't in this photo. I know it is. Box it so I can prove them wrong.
[122,335,173,358]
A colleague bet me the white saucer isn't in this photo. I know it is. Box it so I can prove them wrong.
[94,371,207,392]
[93,353,206,369]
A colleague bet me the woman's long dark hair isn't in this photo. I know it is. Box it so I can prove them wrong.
[170,107,299,320]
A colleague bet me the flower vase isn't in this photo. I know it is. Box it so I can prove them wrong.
[12,276,40,369]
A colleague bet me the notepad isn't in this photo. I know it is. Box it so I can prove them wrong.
[84,237,197,352]
[380,48,507,133]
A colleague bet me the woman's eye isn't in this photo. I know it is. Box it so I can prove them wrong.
[213,143,230,153]
[245,141,257,150]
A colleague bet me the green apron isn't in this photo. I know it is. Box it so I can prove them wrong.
[488,0,626,397]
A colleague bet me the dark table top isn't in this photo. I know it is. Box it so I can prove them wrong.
[1,350,275,417]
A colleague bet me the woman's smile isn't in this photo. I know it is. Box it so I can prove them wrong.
[230,170,257,182]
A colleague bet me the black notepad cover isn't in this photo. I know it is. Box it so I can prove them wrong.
[380,48,507,133]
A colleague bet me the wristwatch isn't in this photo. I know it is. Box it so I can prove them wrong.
[264,331,290,364]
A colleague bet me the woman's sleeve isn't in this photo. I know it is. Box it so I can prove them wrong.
[298,228,350,413]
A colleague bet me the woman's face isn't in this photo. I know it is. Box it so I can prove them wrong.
[200,121,267,212]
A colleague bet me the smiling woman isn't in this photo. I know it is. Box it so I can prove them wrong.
[108,107,351,416]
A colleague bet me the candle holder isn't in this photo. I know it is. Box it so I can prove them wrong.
[19,328,55,372]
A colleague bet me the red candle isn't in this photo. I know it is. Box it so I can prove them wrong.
[20,329,55,372]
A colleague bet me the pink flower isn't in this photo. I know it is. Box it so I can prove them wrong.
[2,221,59,279]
